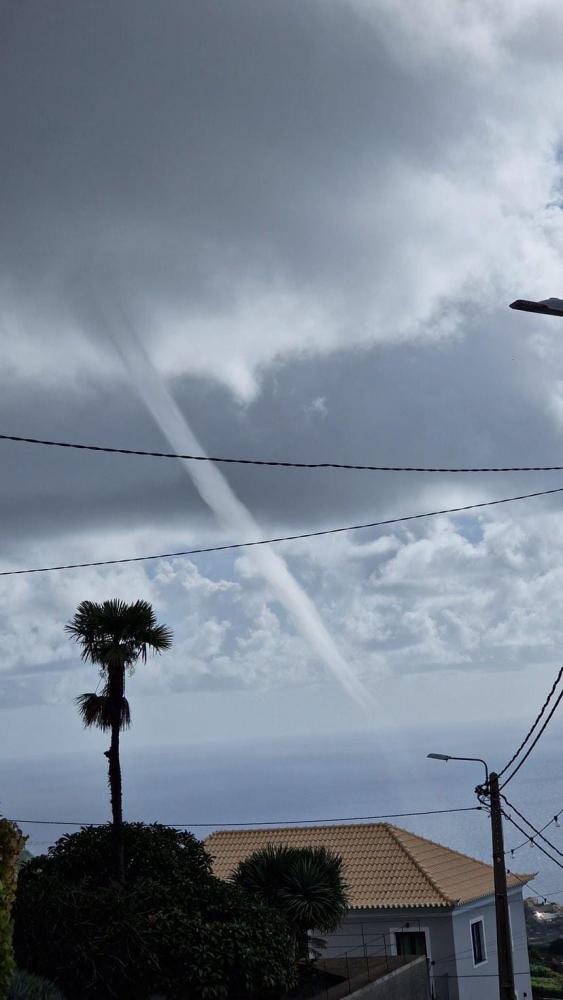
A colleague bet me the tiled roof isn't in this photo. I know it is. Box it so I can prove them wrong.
[205,823,532,910]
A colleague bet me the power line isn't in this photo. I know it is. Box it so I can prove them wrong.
[7,805,482,828]
[500,795,563,861]
[499,683,563,790]
[526,884,563,899]
[3,484,563,577]
[501,806,563,872]
[498,664,563,780]
[506,809,562,856]
[4,431,563,474]
[440,973,534,979]
[320,927,534,982]
[507,869,563,909]
[331,927,532,980]
[316,927,531,982]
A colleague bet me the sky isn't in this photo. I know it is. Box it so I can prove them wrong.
[3,0,563,862]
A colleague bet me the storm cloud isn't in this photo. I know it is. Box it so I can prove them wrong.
[2,0,563,734]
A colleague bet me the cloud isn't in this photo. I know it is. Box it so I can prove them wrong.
[2,0,563,398]
[2,1,563,732]
[347,0,563,68]
[303,396,328,419]
[6,498,563,713]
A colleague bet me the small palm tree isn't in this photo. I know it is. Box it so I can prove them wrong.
[66,599,172,881]
[232,843,348,959]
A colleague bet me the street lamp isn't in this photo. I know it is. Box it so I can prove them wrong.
[427,752,514,999]
[510,298,563,317]
[426,752,489,788]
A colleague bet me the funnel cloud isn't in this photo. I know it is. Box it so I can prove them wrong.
[96,300,372,709]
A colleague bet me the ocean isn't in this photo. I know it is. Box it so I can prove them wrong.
[2,718,562,901]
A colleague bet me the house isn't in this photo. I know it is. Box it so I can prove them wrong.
[205,822,533,1000]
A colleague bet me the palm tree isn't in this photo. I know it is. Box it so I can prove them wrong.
[66,599,173,881]
[232,844,349,959]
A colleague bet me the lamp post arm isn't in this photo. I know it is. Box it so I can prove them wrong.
[448,755,489,787]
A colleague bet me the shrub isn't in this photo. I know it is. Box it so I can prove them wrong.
[14,824,295,1000]
[531,962,553,977]
[8,970,65,1000]
[32,821,213,888]
[0,819,26,999]
[232,843,348,959]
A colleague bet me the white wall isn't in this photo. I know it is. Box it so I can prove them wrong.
[509,890,532,1000]
[451,896,500,1000]
[450,889,531,1000]
[318,909,458,1000]
[318,891,531,1000]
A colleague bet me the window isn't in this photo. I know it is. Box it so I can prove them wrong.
[470,918,486,966]
[394,931,428,957]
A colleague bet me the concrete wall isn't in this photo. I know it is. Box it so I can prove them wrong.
[348,956,430,1000]
[318,890,532,1000]
[319,909,458,1000]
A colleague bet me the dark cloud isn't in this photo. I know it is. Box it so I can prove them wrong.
[1,315,562,560]
[1,1,462,291]
[2,0,563,719]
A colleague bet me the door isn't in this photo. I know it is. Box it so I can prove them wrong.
[394,930,428,956]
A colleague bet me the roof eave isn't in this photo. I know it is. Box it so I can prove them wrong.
[349,902,454,912]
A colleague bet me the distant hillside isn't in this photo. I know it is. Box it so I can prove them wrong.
[526,897,563,947]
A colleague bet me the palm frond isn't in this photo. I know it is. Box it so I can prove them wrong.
[281,849,348,932]
[66,599,173,667]
[74,693,131,731]
[232,844,298,905]
[234,844,349,934]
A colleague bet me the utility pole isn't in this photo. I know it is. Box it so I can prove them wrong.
[486,772,516,1000]
[428,754,517,1000]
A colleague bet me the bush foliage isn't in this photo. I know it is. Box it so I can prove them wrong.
[14,824,295,1000]
[233,843,348,958]
[0,818,26,1000]
[8,970,65,1000]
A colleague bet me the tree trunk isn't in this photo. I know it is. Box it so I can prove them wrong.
[296,928,310,962]
[107,664,125,883]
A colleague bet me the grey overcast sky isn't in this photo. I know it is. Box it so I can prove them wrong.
[3,0,563,840]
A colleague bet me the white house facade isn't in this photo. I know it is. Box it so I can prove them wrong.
[206,821,533,1000]
[319,885,531,1000]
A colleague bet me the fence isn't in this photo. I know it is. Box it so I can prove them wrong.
[289,956,431,1000]
[299,925,447,1000]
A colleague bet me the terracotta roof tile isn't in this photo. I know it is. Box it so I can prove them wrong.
[204,823,532,909]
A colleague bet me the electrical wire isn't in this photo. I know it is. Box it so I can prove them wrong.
[506,809,562,857]
[498,664,563,781]
[3,484,563,577]
[297,925,530,978]
[508,870,545,895]
[506,869,562,910]
[5,431,563,473]
[7,805,482,828]
[500,795,563,860]
[315,927,534,982]
[501,807,563,872]
[476,791,563,905]
[498,683,563,790]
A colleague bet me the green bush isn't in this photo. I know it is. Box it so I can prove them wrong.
[13,824,295,1000]
[34,821,213,888]
[0,819,26,1000]
[8,970,65,1000]
[531,962,553,976]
